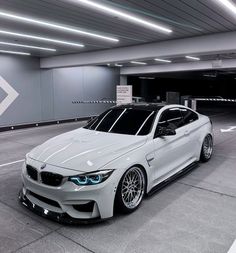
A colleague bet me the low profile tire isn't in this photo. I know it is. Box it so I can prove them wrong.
[115,166,146,214]
[200,134,213,162]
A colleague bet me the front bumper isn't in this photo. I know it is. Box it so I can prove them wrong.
[20,160,119,223]
[18,189,102,224]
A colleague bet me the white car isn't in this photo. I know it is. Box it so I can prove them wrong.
[19,104,213,223]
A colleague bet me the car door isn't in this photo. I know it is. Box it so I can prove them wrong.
[180,107,200,159]
[152,107,193,184]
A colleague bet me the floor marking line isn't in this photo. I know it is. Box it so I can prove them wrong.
[227,239,236,253]
[0,159,24,167]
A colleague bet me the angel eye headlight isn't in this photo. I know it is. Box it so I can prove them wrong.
[68,170,114,186]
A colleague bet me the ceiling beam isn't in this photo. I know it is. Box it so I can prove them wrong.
[121,59,236,75]
[41,31,236,69]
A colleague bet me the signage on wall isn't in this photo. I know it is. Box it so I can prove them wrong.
[0,76,19,116]
[116,85,132,105]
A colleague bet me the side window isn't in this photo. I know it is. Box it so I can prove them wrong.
[157,108,183,130]
[180,109,198,126]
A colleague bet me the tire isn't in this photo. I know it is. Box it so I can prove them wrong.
[115,166,146,214]
[200,134,213,162]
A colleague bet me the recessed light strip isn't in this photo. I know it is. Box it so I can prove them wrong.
[0,11,118,43]
[130,61,147,65]
[0,50,30,55]
[74,0,172,33]
[139,77,155,79]
[185,55,200,61]
[115,63,123,67]
[155,58,172,63]
[0,41,56,51]
[0,30,84,47]
[216,0,236,14]
[203,74,216,77]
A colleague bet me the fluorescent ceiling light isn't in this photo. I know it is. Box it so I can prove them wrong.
[185,55,200,61]
[0,30,84,47]
[115,64,123,67]
[74,0,172,33]
[155,58,172,63]
[0,41,56,51]
[203,74,216,77]
[0,10,118,43]
[0,49,30,55]
[130,61,147,65]
[139,77,155,79]
[216,0,236,14]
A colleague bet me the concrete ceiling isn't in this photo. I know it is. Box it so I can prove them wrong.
[0,0,236,57]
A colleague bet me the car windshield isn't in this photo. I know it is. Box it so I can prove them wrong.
[84,107,157,135]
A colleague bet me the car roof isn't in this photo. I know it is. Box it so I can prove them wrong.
[113,103,165,111]
[112,103,198,113]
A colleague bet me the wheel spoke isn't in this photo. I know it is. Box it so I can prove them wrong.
[121,167,145,209]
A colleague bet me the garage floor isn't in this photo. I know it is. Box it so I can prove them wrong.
[1,110,236,253]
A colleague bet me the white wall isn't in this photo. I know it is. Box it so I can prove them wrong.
[0,54,119,127]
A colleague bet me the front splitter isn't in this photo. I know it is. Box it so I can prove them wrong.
[18,189,103,225]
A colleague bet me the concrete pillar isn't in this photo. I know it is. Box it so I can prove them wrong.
[120,75,127,85]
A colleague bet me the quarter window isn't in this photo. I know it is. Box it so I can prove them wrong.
[180,109,198,126]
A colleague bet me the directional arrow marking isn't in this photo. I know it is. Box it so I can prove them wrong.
[0,76,19,116]
[220,126,236,133]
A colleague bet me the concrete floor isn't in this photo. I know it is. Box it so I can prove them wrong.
[1,110,236,253]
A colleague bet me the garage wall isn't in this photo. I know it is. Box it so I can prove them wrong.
[0,55,119,127]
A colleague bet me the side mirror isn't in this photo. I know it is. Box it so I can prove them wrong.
[154,126,176,138]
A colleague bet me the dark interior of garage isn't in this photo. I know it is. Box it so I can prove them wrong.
[129,71,236,102]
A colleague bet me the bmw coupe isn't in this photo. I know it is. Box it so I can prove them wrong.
[19,104,213,223]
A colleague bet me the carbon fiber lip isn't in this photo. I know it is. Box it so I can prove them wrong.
[18,189,103,225]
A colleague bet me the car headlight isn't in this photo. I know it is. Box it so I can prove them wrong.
[68,170,114,186]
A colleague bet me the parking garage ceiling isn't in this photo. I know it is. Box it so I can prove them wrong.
[0,0,236,57]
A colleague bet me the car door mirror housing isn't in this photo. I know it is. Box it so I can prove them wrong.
[154,126,176,138]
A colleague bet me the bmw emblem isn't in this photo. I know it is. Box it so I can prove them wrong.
[41,163,47,170]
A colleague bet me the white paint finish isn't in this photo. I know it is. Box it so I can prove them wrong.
[227,239,236,253]
[0,76,19,116]
[41,31,236,68]
[0,159,24,168]
[28,127,147,172]
[22,104,212,220]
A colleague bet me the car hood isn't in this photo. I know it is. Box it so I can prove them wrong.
[28,128,147,173]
